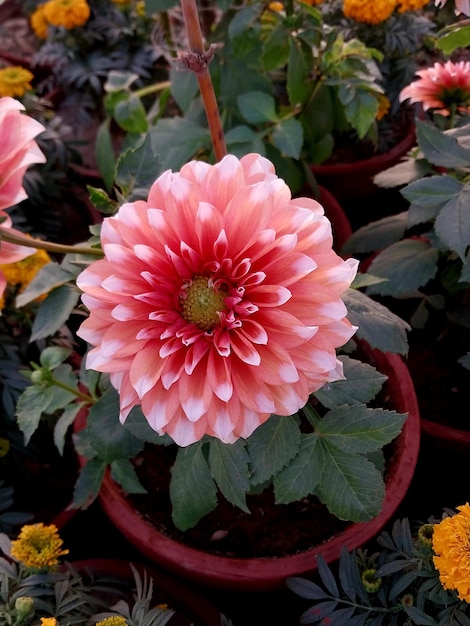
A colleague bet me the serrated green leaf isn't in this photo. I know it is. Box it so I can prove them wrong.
[30,285,80,342]
[237,91,278,124]
[114,94,148,134]
[72,458,107,509]
[122,405,170,445]
[316,445,385,521]
[287,37,312,105]
[343,289,410,355]
[274,434,321,503]
[85,389,145,463]
[169,66,198,114]
[246,414,301,485]
[262,22,290,72]
[208,439,250,513]
[95,118,116,192]
[43,364,79,414]
[343,90,378,139]
[39,346,71,370]
[170,443,218,531]
[434,188,470,260]
[366,239,439,297]
[314,356,387,408]
[415,119,470,168]
[54,402,84,455]
[401,175,463,211]
[317,405,407,454]
[116,133,163,200]
[148,118,211,172]
[272,118,303,159]
[342,212,408,255]
[110,458,147,494]
[16,263,75,307]
[437,23,470,55]
[15,385,55,445]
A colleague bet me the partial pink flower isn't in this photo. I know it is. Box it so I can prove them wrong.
[435,0,470,15]
[399,60,470,116]
[0,96,46,213]
[77,154,358,446]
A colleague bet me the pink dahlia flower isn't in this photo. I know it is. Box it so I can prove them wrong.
[77,154,358,446]
[0,96,46,213]
[399,60,470,116]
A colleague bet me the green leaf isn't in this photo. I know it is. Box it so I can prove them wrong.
[95,118,116,192]
[246,414,301,485]
[116,133,163,200]
[415,119,470,168]
[30,285,80,342]
[274,434,321,503]
[434,188,470,260]
[314,356,387,408]
[316,445,385,521]
[15,385,55,445]
[208,439,250,513]
[366,239,439,297]
[104,70,139,92]
[170,443,218,531]
[287,37,312,106]
[272,118,303,159]
[316,405,407,454]
[72,458,107,509]
[16,262,75,307]
[85,389,145,463]
[39,346,71,370]
[342,212,408,255]
[114,94,148,134]
[169,66,198,114]
[343,90,378,139]
[43,364,79,413]
[110,458,147,494]
[401,175,463,211]
[374,157,431,189]
[228,3,262,38]
[54,403,84,456]
[436,22,470,55]
[262,23,290,72]
[122,406,170,445]
[237,91,278,124]
[148,118,211,171]
[343,289,410,355]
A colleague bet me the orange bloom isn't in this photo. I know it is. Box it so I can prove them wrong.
[397,0,430,9]
[77,154,358,447]
[343,0,397,23]
[400,60,470,116]
[43,0,91,29]
[30,3,49,38]
[433,503,470,602]
[0,67,34,98]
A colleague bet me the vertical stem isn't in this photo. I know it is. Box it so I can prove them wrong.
[180,0,227,161]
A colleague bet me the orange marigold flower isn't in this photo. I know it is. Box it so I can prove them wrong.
[433,503,470,602]
[43,0,91,29]
[30,3,49,38]
[397,0,430,9]
[10,523,69,569]
[343,0,397,23]
[376,94,391,120]
[0,67,34,98]
[399,60,470,116]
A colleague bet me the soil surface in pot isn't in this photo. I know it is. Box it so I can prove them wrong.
[404,317,470,432]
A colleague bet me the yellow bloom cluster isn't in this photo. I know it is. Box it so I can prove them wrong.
[343,0,396,23]
[0,247,51,310]
[10,523,69,570]
[40,619,58,626]
[433,503,470,602]
[96,617,128,626]
[30,0,90,36]
[0,67,34,98]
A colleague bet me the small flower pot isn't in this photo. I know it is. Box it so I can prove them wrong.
[74,346,420,593]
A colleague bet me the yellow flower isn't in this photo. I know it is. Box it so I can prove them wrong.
[343,0,397,23]
[10,523,69,570]
[0,247,50,291]
[0,437,10,457]
[397,0,430,10]
[30,3,50,39]
[0,67,34,98]
[376,94,391,121]
[40,618,58,626]
[43,0,91,29]
[95,617,128,626]
[433,503,470,602]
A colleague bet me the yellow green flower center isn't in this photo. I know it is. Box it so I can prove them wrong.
[180,276,227,331]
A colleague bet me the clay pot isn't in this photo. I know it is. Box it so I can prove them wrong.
[310,119,416,201]
[75,346,420,592]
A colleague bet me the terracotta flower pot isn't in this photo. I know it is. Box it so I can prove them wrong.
[75,347,420,593]
[310,119,416,201]
[67,558,222,626]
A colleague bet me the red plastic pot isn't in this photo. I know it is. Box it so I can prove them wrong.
[74,347,420,592]
[310,120,416,200]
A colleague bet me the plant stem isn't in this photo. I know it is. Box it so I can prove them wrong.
[134,80,172,99]
[49,375,96,404]
[0,228,104,257]
[180,0,227,162]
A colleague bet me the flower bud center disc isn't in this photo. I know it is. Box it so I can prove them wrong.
[180,276,227,331]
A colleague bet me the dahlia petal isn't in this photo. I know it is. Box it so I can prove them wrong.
[207,349,233,402]
[129,347,166,398]
[230,332,261,366]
